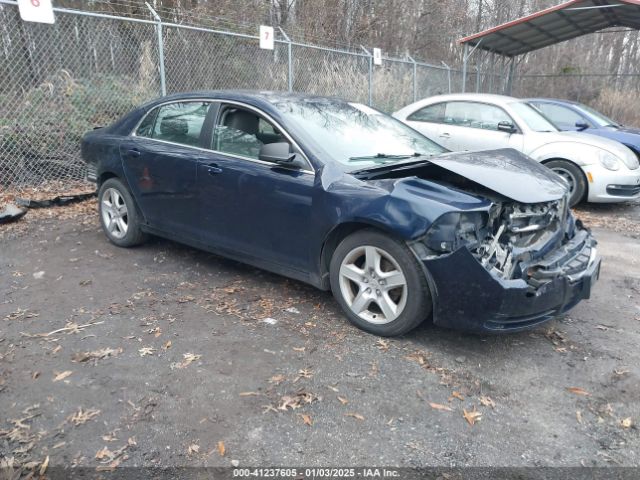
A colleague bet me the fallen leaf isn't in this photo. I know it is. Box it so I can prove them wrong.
[68,407,101,425]
[53,370,73,382]
[463,406,482,426]
[293,368,313,382]
[293,347,305,352]
[172,352,202,369]
[376,339,390,351]
[479,395,496,408]
[188,444,200,455]
[52,345,62,354]
[327,385,339,392]
[138,347,155,357]
[31,371,40,380]
[337,396,349,405]
[95,446,113,460]
[429,402,453,412]
[39,455,49,476]
[566,387,591,396]
[163,340,172,350]
[298,413,313,426]
[269,374,285,385]
[621,417,633,429]
[451,391,465,401]
[576,411,583,424]
[217,440,225,456]
[345,413,365,421]
[239,392,260,397]
[614,368,629,376]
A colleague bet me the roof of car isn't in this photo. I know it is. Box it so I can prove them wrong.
[146,90,350,108]
[426,93,519,103]
[526,98,582,106]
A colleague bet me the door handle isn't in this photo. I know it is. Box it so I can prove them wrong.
[439,133,451,138]
[205,163,222,175]
[126,148,141,157]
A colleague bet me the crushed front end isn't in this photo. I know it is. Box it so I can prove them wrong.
[411,196,601,333]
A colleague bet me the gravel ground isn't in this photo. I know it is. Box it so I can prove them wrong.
[0,198,639,476]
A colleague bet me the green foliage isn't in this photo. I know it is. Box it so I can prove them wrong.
[1,70,157,159]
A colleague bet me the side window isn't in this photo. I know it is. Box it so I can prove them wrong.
[407,103,445,123]
[136,109,157,137]
[535,103,586,129]
[213,106,286,160]
[444,102,513,131]
[150,101,210,147]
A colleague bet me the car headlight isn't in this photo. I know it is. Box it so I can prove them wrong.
[598,150,621,171]
[423,211,489,253]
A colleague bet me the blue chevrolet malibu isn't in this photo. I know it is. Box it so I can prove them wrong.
[81,91,600,336]
[528,98,640,156]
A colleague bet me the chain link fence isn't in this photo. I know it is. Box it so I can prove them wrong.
[0,0,504,199]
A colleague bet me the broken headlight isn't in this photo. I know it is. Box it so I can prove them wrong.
[423,211,489,254]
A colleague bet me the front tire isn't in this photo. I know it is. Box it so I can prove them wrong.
[545,159,587,207]
[329,229,432,336]
[98,178,147,247]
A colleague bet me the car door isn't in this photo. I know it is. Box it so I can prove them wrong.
[120,100,212,240]
[402,102,454,149]
[439,101,524,152]
[195,102,315,273]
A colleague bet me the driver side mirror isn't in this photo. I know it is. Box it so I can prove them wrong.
[575,121,589,131]
[497,121,517,134]
[259,142,304,169]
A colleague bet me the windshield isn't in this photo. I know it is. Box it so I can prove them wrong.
[575,103,620,128]
[273,99,446,169]
[509,102,558,132]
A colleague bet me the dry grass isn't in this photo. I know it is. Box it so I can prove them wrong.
[592,87,640,128]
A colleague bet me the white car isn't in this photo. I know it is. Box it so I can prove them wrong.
[393,93,640,206]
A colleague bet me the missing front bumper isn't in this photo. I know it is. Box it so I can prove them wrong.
[418,231,600,333]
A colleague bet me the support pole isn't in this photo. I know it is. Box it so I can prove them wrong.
[506,57,516,96]
[146,2,166,96]
[408,55,417,102]
[361,46,373,106]
[278,27,293,92]
[462,43,468,93]
[441,61,452,94]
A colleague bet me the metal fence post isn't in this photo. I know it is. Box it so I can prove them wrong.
[146,2,166,96]
[441,62,451,94]
[408,55,417,102]
[278,27,293,92]
[462,44,468,93]
[361,46,373,106]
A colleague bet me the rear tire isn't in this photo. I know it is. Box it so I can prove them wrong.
[329,229,432,336]
[98,178,147,247]
[545,159,587,207]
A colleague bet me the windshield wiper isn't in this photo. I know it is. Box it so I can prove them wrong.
[348,152,422,163]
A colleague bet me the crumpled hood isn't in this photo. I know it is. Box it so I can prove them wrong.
[551,131,639,169]
[425,148,568,203]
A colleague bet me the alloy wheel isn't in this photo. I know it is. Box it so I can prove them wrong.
[551,167,576,195]
[101,187,129,239]
[338,245,408,324]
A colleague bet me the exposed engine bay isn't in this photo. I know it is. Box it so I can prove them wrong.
[356,160,595,290]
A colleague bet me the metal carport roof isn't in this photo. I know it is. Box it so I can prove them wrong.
[459,0,640,57]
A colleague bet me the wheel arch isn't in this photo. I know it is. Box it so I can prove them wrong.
[318,221,406,290]
[540,157,589,203]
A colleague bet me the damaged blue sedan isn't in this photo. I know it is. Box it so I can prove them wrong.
[81,91,601,336]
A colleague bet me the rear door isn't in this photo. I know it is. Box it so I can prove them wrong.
[439,101,524,151]
[119,100,212,240]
